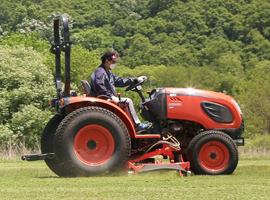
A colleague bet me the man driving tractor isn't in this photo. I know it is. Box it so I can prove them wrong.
[90,50,152,134]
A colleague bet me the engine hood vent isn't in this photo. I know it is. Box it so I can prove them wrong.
[201,101,233,123]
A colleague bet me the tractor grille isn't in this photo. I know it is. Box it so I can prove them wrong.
[169,97,181,102]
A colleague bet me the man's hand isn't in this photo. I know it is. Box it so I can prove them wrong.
[137,76,147,82]
[110,96,119,104]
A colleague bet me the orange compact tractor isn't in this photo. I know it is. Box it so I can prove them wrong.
[22,15,244,176]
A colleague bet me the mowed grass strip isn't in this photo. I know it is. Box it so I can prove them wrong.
[0,156,270,200]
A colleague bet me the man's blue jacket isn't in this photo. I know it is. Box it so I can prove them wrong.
[90,64,138,97]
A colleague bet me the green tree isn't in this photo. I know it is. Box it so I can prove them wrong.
[148,0,176,17]
[0,45,55,148]
[74,28,112,51]
[11,5,28,30]
[69,45,101,92]
[237,73,270,137]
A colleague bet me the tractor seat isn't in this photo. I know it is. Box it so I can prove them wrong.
[81,80,92,96]
[80,80,110,99]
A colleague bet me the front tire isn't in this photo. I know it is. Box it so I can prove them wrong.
[187,130,238,175]
[53,107,131,177]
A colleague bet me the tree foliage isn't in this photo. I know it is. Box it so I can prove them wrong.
[0,44,55,148]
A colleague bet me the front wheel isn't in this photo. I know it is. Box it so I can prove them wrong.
[53,107,131,177]
[187,130,238,175]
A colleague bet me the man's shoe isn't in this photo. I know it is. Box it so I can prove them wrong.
[136,123,152,134]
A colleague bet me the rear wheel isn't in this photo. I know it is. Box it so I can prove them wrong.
[53,107,131,177]
[187,130,238,175]
[41,114,64,176]
[74,125,115,165]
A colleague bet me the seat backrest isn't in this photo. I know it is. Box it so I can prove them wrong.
[81,80,91,96]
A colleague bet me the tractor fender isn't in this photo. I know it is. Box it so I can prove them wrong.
[63,96,136,138]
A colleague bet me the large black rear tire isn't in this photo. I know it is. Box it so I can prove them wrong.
[187,130,238,175]
[41,114,65,176]
[53,107,131,177]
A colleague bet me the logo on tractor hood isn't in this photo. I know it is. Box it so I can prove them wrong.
[168,103,182,109]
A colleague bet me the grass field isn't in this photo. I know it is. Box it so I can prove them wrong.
[0,156,270,199]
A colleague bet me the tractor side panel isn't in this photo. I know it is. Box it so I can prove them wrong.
[165,88,242,130]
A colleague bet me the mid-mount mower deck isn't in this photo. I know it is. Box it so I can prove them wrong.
[22,15,244,177]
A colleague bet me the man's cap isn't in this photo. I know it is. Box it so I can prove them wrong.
[102,51,121,62]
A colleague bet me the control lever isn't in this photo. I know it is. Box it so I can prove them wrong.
[147,91,151,99]
[117,92,121,101]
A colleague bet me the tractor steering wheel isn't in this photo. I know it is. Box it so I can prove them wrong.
[124,79,146,92]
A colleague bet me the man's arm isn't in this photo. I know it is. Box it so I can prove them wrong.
[113,73,138,87]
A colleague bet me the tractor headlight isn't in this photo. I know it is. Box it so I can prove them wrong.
[231,100,242,115]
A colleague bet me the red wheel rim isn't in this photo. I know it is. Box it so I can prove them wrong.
[74,125,115,165]
[199,141,230,172]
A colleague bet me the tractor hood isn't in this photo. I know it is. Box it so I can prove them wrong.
[165,88,235,102]
[139,87,243,138]
[164,88,243,129]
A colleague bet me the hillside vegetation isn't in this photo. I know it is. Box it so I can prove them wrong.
[1,0,270,149]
